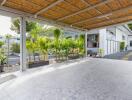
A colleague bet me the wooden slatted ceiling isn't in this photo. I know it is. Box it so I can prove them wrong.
[1,0,132,30]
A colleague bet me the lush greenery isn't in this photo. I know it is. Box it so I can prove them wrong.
[120,41,125,51]
[11,43,20,53]
[128,24,132,30]
[0,41,4,48]
[11,19,85,63]
[0,49,6,65]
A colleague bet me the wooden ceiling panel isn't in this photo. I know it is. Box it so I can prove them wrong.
[1,0,132,30]
[85,15,132,29]
[96,4,111,14]
[42,9,64,19]
[61,15,84,24]
[65,0,88,9]
[27,0,53,7]
[77,17,106,28]
[49,6,70,17]
[87,8,101,17]
[5,0,41,14]
[107,0,122,10]
[118,0,132,7]
[86,0,102,5]
[78,11,92,19]
[57,1,79,13]
[41,13,57,20]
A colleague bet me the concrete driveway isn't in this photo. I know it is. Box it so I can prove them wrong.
[104,50,132,61]
[0,58,132,100]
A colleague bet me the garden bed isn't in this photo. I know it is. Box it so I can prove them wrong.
[68,55,80,60]
[28,60,49,68]
[0,65,4,72]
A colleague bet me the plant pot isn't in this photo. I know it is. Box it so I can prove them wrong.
[68,55,79,60]
[0,65,4,72]
[28,60,49,68]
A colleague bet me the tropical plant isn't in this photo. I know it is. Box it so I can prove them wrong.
[26,40,37,62]
[38,37,49,61]
[128,24,132,30]
[11,19,37,34]
[61,39,70,60]
[120,41,125,51]
[11,43,20,53]
[53,28,61,60]
[0,49,6,64]
[0,41,4,48]
[26,24,44,62]
[77,34,85,57]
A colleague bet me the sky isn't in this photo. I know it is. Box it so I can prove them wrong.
[0,15,17,36]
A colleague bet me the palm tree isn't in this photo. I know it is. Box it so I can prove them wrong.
[11,18,37,34]
[78,34,85,57]
[38,37,49,61]
[0,41,4,48]
[53,28,61,60]
[27,24,44,61]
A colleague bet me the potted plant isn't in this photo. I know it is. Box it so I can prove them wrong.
[0,52,6,72]
[120,41,125,52]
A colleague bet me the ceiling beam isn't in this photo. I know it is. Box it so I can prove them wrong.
[0,0,7,6]
[57,0,112,21]
[81,0,109,19]
[35,0,64,17]
[80,0,90,6]
[83,14,132,29]
[72,5,132,25]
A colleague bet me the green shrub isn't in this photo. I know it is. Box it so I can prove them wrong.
[120,42,125,51]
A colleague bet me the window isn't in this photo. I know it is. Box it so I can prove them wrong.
[130,41,132,47]
[87,34,99,48]
[122,35,125,40]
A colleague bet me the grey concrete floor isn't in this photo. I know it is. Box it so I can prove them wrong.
[0,58,132,100]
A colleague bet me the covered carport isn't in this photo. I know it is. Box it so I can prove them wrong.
[0,0,132,71]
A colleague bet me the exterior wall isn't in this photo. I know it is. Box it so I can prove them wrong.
[87,30,99,53]
[87,25,132,56]
[128,35,132,50]
[116,26,128,47]
[106,27,119,55]
[99,28,107,55]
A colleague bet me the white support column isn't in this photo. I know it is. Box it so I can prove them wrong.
[20,17,27,71]
[85,32,88,57]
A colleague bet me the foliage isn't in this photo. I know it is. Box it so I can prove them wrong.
[10,19,86,62]
[128,24,132,30]
[11,18,37,34]
[11,43,20,53]
[0,49,6,65]
[78,34,85,56]
[54,28,61,40]
[38,37,50,60]
[5,34,12,39]
[0,41,4,48]
[120,41,125,51]
[98,48,104,57]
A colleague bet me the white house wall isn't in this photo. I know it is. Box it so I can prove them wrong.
[128,35,132,50]
[99,28,107,55]
[87,25,132,56]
